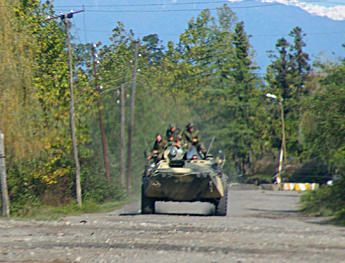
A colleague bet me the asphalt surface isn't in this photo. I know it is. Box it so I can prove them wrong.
[1,188,345,263]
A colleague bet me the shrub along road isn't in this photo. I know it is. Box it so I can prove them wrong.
[1,188,345,263]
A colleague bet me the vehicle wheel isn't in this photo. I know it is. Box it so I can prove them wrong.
[215,183,228,216]
[141,185,155,214]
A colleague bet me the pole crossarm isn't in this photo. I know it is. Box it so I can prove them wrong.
[46,9,84,21]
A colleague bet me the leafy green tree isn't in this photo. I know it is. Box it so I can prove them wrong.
[265,27,311,158]
[174,5,263,177]
[301,61,345,171]
[142,34,164,65]
[0,0,103,210]
[289,27,310,101]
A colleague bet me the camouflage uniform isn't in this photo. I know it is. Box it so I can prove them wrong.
[182,124,207,157]
[166,125,181,142]
[150,137,168,161]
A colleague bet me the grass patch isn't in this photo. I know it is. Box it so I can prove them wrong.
[10,198,133,220]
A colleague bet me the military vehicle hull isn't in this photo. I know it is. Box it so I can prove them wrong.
[141,155,228,216]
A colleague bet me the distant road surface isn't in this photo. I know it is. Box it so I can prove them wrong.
[1,188,345,263]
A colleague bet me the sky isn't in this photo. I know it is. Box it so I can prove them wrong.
[50,0,345,71]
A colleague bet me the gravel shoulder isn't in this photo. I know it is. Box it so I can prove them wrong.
[1,188,345,263]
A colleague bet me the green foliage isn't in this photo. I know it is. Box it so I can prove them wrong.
[301,62,345,169]
[11,199,127,219]
[265,27,311,158]
[301,175,345,225]
[173,5,264,177]
[288,159,332,184]
[300,185,335,217]
[82,175,124,203]
[1,0,344,223]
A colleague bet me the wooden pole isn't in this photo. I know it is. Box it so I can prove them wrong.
[126,40,139,193]
[120,84,126,187]
[64,16,82,207]
[92,45,111,183]
[0,132,10,217]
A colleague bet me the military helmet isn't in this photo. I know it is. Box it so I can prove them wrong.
[186,122,194,129]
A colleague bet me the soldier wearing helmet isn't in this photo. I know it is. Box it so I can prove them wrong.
[182,123,207,158]
[166,123,181,142]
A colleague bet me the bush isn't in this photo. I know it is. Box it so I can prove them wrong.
[300,185,335,216]
[289,159,332,184]
[82,174,124,203]
[244,174,274,185]
[301,175,345,225]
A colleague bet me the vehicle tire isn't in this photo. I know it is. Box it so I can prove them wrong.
[141,185,155,214]
[215,182,228,216]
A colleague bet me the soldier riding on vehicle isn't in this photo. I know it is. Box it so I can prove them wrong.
[147,133,168,163]
[166,123,181,142]
[182,123,207,159]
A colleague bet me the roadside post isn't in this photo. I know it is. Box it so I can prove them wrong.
[0,132,10,217]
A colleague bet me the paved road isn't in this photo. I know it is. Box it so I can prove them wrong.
[1,189,345,263]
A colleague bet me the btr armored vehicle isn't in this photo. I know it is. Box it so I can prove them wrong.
[141,146,228,216]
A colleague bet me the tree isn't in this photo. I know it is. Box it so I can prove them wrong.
[289,26,310,101]
[301,61,345,171]
[175,5,262,177]
[265,27,311,158]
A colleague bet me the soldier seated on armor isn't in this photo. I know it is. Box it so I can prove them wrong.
[182,123,207,159]
[147,133,168,163]
[166,123,181,142]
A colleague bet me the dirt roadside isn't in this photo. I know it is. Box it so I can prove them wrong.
[1,188,345,263]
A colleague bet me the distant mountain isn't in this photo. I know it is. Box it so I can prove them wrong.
[232,2,345,72]
[229,0,345,21]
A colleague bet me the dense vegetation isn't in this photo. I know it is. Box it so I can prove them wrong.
[0,1,344,221]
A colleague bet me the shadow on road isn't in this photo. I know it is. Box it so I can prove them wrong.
[246,208,302,220]
[119,211,216,217]
[249,208,299,214]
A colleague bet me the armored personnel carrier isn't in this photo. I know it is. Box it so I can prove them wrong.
[141,146,228,216]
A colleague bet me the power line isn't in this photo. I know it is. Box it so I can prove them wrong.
[51,0,345,8]
[76,28,345,37]
[2,0,344,8]
[76,4,281,13]
[53,1,230,8]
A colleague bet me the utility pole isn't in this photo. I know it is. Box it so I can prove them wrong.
[0,130,10,217]
[120,84,126,187]
[91,45,110,183]
[126,40,139,193]
[48,10,84,207]
[265,93,286,186]
[278,97,286,185]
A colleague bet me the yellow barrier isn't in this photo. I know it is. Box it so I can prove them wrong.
[282,183,319,191]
